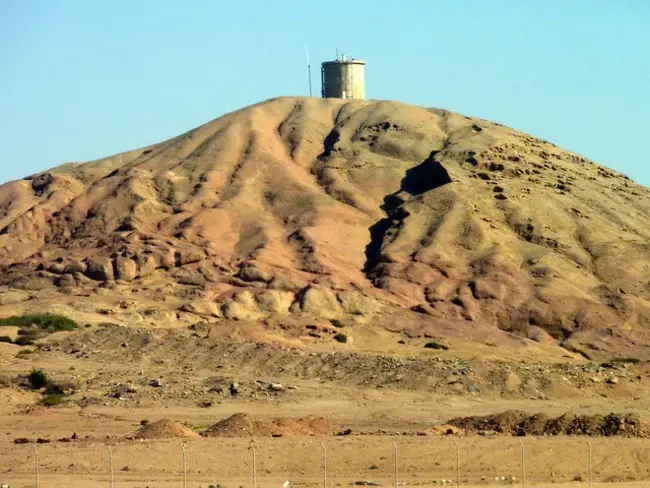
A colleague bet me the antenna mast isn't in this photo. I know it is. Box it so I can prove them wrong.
[305,45,312,97]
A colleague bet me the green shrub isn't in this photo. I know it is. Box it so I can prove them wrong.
[0,313,78,331]
[424,341,449,351]
[334,333,348,343]
[0,335,12,344]
[40,393,67,407]
[602,357,642,368]
[46,384,64,395]
[611,357,641,364]
[13,337,35,346]
[29,369,49,389]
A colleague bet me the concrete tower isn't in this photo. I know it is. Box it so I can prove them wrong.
[321,54,366,100]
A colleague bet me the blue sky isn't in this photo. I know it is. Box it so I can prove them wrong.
[1,1,649,185]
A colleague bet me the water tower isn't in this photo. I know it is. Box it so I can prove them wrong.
[321,54,366,100]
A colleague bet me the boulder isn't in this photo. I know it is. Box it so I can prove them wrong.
[291,286,342,319]
[175,249,204,266]
[236,265,272,283]
[160,251,176,269]
[337,291,381,316]
[85,257,115,281]
[114,257,137,282]
[31,172,54,193]
[135,254,157,277]
[180,300,222,318]
[255,290,294,313]
[470,278,506,301]
[47,262,66,274]
[64,261,87,274]
[56,274,76,288]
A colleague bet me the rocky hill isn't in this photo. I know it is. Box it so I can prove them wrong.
[1,96,649,359]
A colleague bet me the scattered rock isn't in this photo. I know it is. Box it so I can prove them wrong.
[334,333,349,343]
[268,383,285,392]
[31,172,54,194]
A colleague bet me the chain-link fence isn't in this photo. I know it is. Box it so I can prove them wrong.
[2,436,650,488]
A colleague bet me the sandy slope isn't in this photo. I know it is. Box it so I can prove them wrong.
[1,96,649,359]
[3,96,650,485]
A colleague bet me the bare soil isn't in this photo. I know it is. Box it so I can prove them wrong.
[202,413,335,437]
[2,97,650,486]
[449,410,650,437]
[130,417,200,439]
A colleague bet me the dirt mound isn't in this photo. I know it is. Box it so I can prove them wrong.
[202,413,334,437]
[130,418,200,439]
[2,96,650,358]
[450,410,650,437]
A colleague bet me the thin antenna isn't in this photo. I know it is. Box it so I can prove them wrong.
[336,48,339,60]
[305,45,312,97]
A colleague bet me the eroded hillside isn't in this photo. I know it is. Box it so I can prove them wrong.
[1,97,650,359]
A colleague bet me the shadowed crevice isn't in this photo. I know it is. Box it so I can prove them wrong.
[364,150,452,273]
[320,128,341,160]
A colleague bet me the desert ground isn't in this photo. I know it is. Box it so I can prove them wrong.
[1,97,650,486]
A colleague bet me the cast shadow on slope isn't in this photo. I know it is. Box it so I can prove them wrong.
[364,150,452,272]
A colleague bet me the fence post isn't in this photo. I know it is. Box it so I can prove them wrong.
[250,441,257,488]
[517,438,525,488]
[319,441,327,488]
[33,444,40,488]
[391,440,398,488]
[181,443,187,488]
[586,439,593,488]
[452,439,460,488]
[108,446,114,488]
